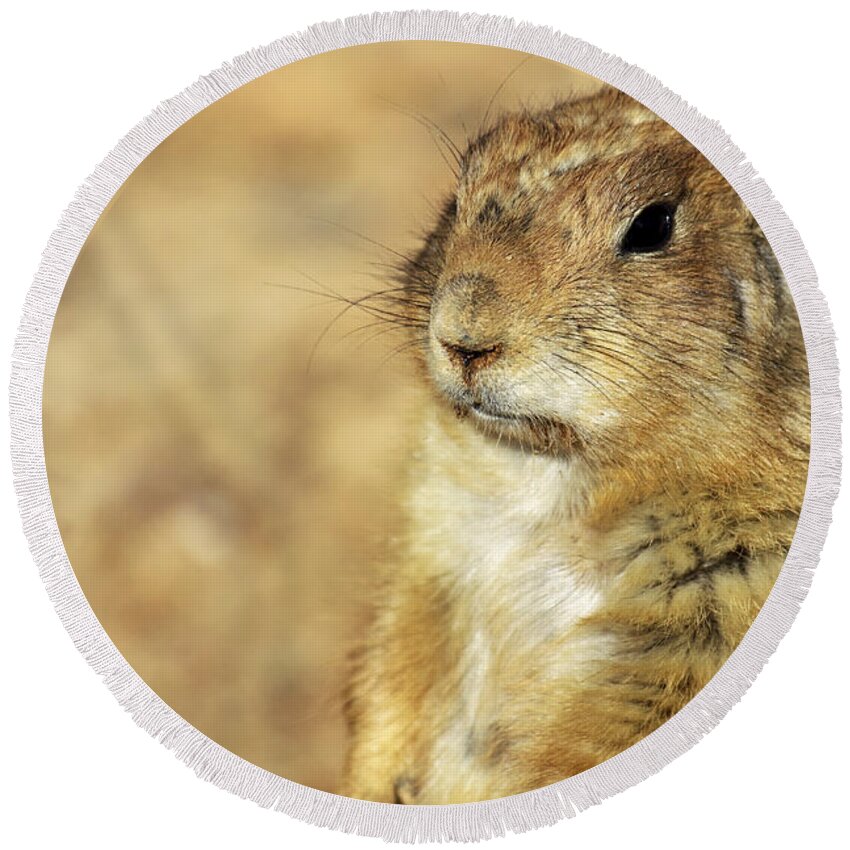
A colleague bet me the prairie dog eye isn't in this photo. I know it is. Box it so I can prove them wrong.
[620,202,676,254]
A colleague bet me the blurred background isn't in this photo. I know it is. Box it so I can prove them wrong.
[43,42,601,792]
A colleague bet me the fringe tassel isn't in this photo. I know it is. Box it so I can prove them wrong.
[8,9,841,843]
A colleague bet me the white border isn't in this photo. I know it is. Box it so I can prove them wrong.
[8,9,841,843]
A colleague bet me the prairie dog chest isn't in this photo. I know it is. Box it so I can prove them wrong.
[407,438,613,801]
[410,437,609,681]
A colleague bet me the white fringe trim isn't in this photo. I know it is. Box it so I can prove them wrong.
[8,9,841,843]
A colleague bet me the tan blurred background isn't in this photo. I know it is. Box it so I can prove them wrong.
[43,42,601,792]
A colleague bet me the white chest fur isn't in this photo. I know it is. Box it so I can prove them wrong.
[408,420,610,796]
[441,458,603,652]
[412,421,606,657]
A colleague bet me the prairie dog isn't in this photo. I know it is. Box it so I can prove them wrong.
[340,86,809,804]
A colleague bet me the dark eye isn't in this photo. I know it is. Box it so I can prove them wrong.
[620,203,676,254]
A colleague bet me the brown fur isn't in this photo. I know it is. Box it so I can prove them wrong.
[340,87,810,803]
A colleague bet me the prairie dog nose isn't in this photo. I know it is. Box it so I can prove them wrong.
[431,273,506,373]
[439,337,503,372]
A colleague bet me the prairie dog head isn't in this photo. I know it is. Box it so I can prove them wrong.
[402,87,808,480]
